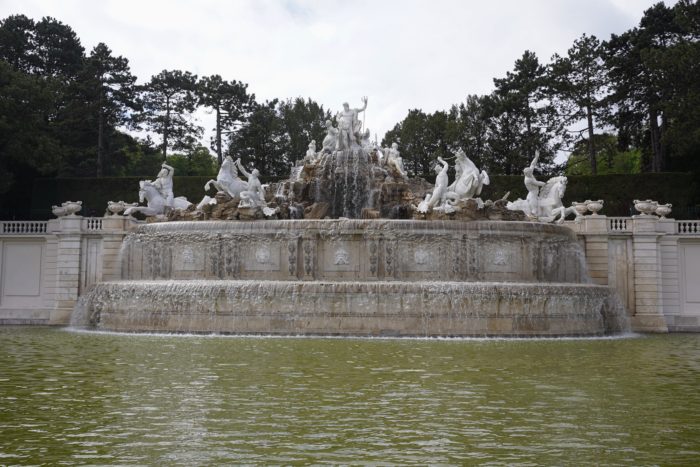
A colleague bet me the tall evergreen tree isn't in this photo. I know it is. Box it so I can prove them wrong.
[550,34,608,174]
[229,99,288,177]
[80,43,139,175]
[491,51,562,172]
[278,97,332,163]
[140,69,201,158]
[197,75,253,165]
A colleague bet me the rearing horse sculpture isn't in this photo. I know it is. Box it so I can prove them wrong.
[204,156,248,198]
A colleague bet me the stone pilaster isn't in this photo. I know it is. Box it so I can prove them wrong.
[51,216,83,325]
[630,216,668,332]
[581,216,609,286]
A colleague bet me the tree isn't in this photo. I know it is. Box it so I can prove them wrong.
[564,134,641,175]
[278,97,332,163]
[167,146,218,176]
[550,34,608,174]
[229,99,288,177]
[80,43,139,176]
[140,69,201,158]
[383,109,450,178]
[197,75,253,165]
[491,51,562,173]
[603,2,691,172]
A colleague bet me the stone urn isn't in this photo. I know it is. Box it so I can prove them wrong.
[634,199,657,216]
[655,203,672,219]
[61,201,82,216]
[107,201,126,216]
[572,201,589,217]
[51,205,68,217]
[586,199,604,216]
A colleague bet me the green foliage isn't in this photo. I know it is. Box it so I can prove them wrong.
[198,74,253,165]
[549,34,608,174]
[166,146,218,176]
[229,97,332,178]
[139,69,202,157]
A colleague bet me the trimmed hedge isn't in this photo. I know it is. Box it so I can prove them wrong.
[30,172,698,219]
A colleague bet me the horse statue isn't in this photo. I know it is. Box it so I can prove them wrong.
[204,156,248,199]
[445,148,489,203]
[124,180,192,217]
[507,176,578,223]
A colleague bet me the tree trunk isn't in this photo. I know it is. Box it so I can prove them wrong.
[162,95,170,159]
[97,93,104,177]
[215,106,222,166]
[649,107,662,172]
[586,103,597,175]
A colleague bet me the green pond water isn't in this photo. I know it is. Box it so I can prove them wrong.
[1,327,699,465]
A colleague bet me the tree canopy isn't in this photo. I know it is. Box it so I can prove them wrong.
[1,3,699,219]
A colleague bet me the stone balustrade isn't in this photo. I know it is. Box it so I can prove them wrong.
[0,213,698,332]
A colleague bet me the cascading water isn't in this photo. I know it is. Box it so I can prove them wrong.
[73,220,629,336]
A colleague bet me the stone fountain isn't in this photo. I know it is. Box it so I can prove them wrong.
[76,98,626,337]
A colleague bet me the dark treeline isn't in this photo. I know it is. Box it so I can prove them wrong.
[1,1,698,208]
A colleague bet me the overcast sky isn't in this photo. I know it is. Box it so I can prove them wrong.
[1,0,671,150]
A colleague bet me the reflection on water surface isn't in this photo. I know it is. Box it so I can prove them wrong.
[1,328,699,465]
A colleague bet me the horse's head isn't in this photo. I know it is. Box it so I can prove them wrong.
[138,180,157,203]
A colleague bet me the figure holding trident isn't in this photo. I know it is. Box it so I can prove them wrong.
[336,96,368,150]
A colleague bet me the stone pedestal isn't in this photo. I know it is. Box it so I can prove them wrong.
[52,216,82,324]
[629,215,668,332]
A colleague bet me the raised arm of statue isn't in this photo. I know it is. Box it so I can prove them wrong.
[357,96,368,112]
[530,150,540,170]
[236,159,251,179]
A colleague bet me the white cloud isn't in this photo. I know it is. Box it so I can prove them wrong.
[1,0,673,153]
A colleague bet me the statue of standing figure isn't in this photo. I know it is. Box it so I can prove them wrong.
[522,151,546,217]
[336,97,368,150]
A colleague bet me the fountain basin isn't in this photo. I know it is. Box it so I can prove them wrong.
[81,280,623,336]
[120,220,589,284]
[74,220,626,336]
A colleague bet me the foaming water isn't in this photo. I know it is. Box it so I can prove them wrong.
[1,327,698,465]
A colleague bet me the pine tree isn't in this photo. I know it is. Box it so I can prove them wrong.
[549,34,608,174]
[140,69,202,158]
[198,75,253,165]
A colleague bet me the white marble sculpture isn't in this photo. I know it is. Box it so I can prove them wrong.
[445,148,489,202]
[235,160,277,217]
[386,142,408,180]
[304,140,318,164]
[508,175,578,223]
[204,156,249,199]
[52,201,82,217]
[521,151,545,217]
[153,163,175,209]
[417,157,450,213]
[336,97,368,150]
[106,200,138,216]
[322,119,339,153]
[124,180,192,217]
[507,153,579,223]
